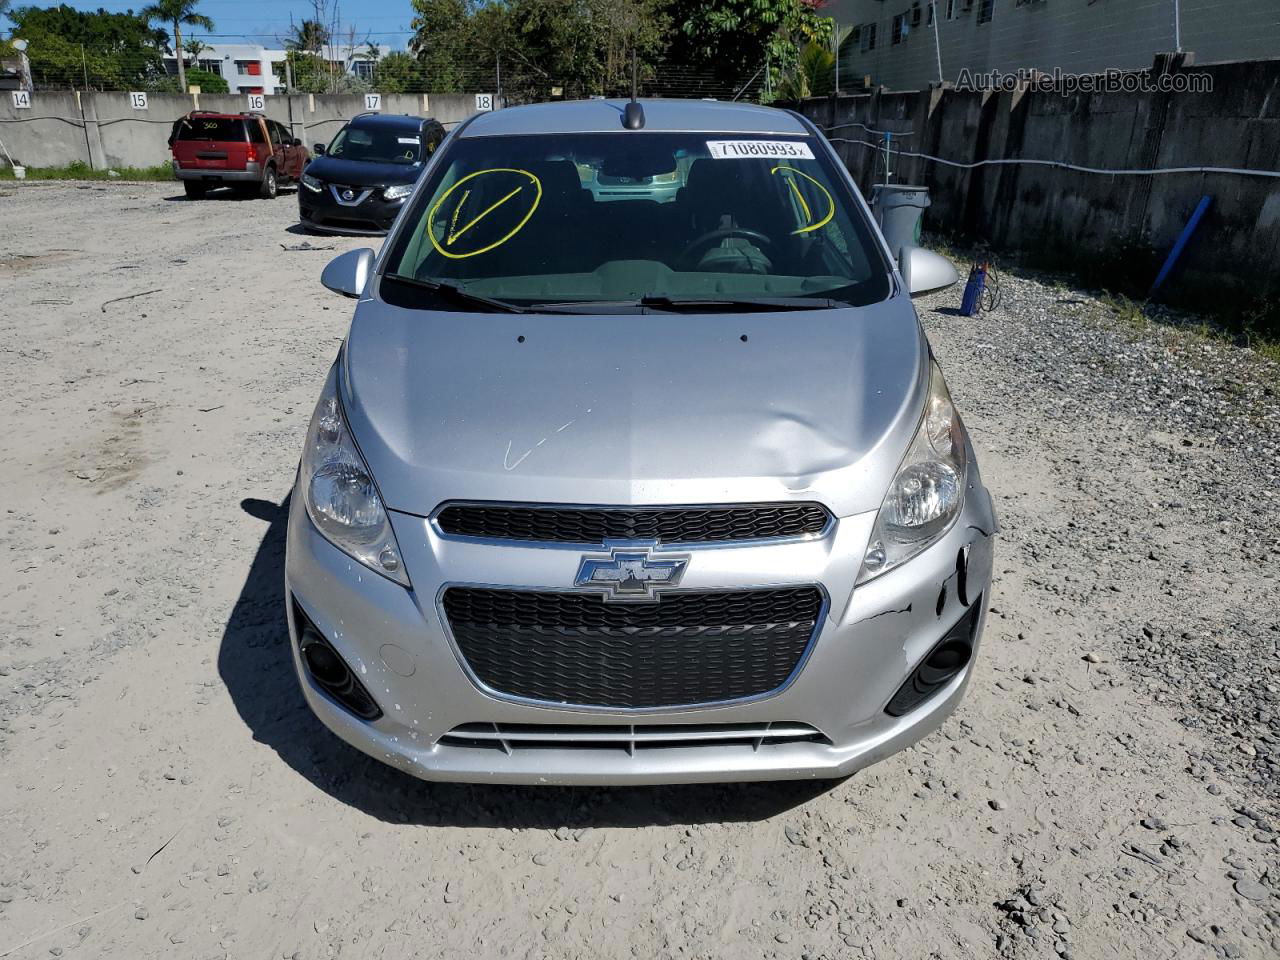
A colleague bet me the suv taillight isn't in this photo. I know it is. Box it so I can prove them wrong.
[246,144,260,163]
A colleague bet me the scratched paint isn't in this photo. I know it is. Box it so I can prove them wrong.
[503,407,593,471]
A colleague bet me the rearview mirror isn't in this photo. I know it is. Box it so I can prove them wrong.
[900,247,959,297]
[601,155,676,180]
[312,143,326,156]
[321,248,374,299]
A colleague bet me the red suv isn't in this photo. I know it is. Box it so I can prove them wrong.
[169,111,309,199]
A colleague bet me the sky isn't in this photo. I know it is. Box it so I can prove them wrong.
[6,0,418,49]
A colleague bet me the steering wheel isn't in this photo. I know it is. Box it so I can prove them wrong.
[680,227,773,266]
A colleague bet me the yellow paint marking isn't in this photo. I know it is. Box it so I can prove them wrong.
[446,189,471,245]
[427,168,543,259]
[771,165,835,235]
[447,185,524,246]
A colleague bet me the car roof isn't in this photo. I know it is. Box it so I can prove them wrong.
[348,112,433,131]
[458,99,810,138]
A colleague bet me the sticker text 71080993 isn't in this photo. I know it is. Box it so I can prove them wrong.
[707,140,815,161]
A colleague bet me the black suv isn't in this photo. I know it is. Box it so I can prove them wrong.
[299,113,447,234]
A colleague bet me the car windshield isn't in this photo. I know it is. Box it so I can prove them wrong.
[383,131,890,311]
[327,125,421,164]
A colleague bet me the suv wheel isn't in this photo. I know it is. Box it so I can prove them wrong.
[183,180,207,199]
[259,166,278,200]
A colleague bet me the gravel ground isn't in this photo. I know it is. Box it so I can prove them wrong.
[0,181,1277,959]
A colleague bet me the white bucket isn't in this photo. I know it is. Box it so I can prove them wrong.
[11,166,25,180]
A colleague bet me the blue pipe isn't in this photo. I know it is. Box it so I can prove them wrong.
[1150,195,1211,295]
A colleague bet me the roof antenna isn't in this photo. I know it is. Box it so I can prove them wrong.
[623,46,645,129]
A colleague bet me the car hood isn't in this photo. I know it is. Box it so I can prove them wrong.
[339,295,928,519]
[306,155,421,187]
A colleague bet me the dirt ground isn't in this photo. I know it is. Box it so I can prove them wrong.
[1,181,1277,959]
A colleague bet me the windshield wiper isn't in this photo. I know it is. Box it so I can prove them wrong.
[637,295,839,312]
[383,274,528,314]
[524,296,842,314]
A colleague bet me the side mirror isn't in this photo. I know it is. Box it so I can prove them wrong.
[312,143,326,156]
[292,137,303,147]
[321,248,375,299]
[900,247,959,297]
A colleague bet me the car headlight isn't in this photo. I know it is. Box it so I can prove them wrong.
[382,183,413,201]
[300,363,409,587]
[301,173,323,192]
[857,359,969,584]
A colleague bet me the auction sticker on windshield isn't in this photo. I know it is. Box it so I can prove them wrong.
[707,140,815,160]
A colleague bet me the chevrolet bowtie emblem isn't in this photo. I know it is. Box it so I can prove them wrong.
[575,544,689,602]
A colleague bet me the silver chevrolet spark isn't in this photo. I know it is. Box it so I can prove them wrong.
[285,98,997,785]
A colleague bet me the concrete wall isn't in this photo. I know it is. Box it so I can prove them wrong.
[0,89,88,168]
[799,56,1280,314]
[0,91,493,171]
[829,0,1280,91]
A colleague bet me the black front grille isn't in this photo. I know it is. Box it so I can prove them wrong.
[442,587,824,708]
[435,502,831,545]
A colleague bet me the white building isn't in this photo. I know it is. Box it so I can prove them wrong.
[162,41,395,93]
[329,43,395,81]
[163,43,288,94]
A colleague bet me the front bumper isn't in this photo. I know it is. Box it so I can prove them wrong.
[298,182,405,234]
[284,474,997,785]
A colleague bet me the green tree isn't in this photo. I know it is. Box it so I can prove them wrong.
[408,0,669,100]
[279,48,369,94]
[7,4,170,88]
[776,39,831,100]
[286,18,329,54]
[139,0,213,92]
[181,34,206,70]
[281,50,327,92]
[408,0,470,92]
[672,0,830,99]
[373,50,424,93]
[183,64,226,91]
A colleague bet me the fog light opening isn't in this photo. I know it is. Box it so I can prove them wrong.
[916,639,971,686]
[885,598,981,718]
[301,629,349,686]
[293,601,383,722]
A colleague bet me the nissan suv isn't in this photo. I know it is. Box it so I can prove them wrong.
[169,111,308,199]
[285,99,997,785]
[299,112,446,234]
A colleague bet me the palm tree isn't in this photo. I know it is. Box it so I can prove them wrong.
[183,36,208,72]
[286,19,330,55]
[141,0,214,93]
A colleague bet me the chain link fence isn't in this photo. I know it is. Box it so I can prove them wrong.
[10,45,767,105]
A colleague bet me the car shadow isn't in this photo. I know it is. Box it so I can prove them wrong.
[161,188,252,202]
[218,495,842,828]
[162,186,299,202]
[285,222,384,239]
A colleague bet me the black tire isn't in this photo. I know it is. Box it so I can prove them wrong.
[259,166,278,200]
[183,180,207,199]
